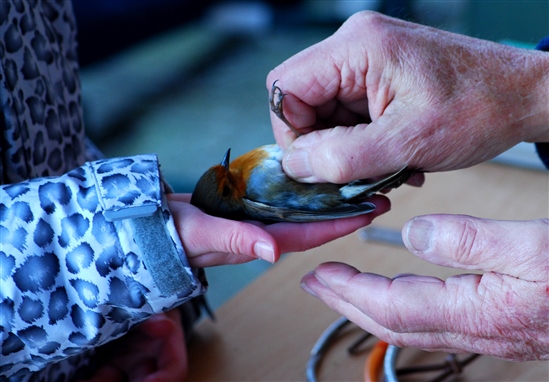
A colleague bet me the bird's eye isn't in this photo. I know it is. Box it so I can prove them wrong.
[222,185,231,197]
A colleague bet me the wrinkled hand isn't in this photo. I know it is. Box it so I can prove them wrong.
[301,215,549,361]
[78,309,188,382]
[167,193,390,267]
[267,11,549,183]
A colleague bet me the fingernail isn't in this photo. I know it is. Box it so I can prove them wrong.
[300,281,318,297]
[301,271,324,297]
[284,149,312,179]
[407,173,425,187]
[254,242,275,263]
[405,218,434,252]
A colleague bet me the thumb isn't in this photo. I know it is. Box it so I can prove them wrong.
[168,198,279,266]
[282,122,410,183]
[184,214,279,265]
[402,214,549,280]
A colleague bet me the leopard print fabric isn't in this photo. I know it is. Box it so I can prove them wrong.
[0,0,88,183]
[0,2,205,380]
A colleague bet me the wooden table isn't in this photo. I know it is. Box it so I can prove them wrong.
[188,163,549,381]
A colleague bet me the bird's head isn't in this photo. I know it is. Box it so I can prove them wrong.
[190,148,248,219]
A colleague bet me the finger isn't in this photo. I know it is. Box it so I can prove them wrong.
[143,311,188,382]
[301,267,543,360]
[268,91,320,149]
[281,121,413,183]
[402,215,549,280]
[167,193,192,203]
[170,202,280,266]
[169,195,274,265]
[378,172,425,192]
[266,36,346,149]
[301,271,532,358]
[266,194,390,253]
[266,43,343,108]
[300,270,459,351]
[304,262,455,334]
[302,261,541,337]
[268,77,370,150]
[184,214,279,266]
[405,172,425,187]
[306,260,549,358]
[140,312,179,337]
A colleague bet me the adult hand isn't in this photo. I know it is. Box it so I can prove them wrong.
[78,309,188,382]
[167,193,390,267]
[267,11,549,183]
[300,215,549,361]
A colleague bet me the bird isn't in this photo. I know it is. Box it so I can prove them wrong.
[190,144,411,223]
[190,81,414,223]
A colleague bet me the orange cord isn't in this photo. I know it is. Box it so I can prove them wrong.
[364,341,389,382]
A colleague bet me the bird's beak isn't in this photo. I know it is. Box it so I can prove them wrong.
[221,148,231,170]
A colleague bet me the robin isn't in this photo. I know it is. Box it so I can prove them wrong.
[190,82,414,223]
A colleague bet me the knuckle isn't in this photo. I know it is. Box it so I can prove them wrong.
[381,298,410,333]
[321,139,359,184]
[347,9,385,30]
[327,158,355,184]
[452,217,480,264]
[432,331,464,352]
[383,312,408,333]
[227,226,249,255]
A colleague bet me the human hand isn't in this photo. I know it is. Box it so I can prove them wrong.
[267,11,549,183]
[78,309,188,382]
[168,193,390,267]
[300,215,549,361]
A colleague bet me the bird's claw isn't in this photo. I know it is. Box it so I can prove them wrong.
[269,80,301,137]
[269,80,285,113]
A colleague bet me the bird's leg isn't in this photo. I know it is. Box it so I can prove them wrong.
[269,80,302,137]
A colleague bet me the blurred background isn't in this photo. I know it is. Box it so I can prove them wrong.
[73,0,549,310]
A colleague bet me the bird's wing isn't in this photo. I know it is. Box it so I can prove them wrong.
[242,198,376,223]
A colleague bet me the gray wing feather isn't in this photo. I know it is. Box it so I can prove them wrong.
[242,199,376,223]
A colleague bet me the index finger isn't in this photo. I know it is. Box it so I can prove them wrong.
[266,40,344,148]
[307,262,535,336]
[403,215,549,281]
[268,90,318,148]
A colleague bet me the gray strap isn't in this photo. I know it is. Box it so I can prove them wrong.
[130,209,193,296]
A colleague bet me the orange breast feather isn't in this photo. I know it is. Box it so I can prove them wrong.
[213,148,269,199]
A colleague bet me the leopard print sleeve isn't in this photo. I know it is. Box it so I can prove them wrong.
[0,154,206,379]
